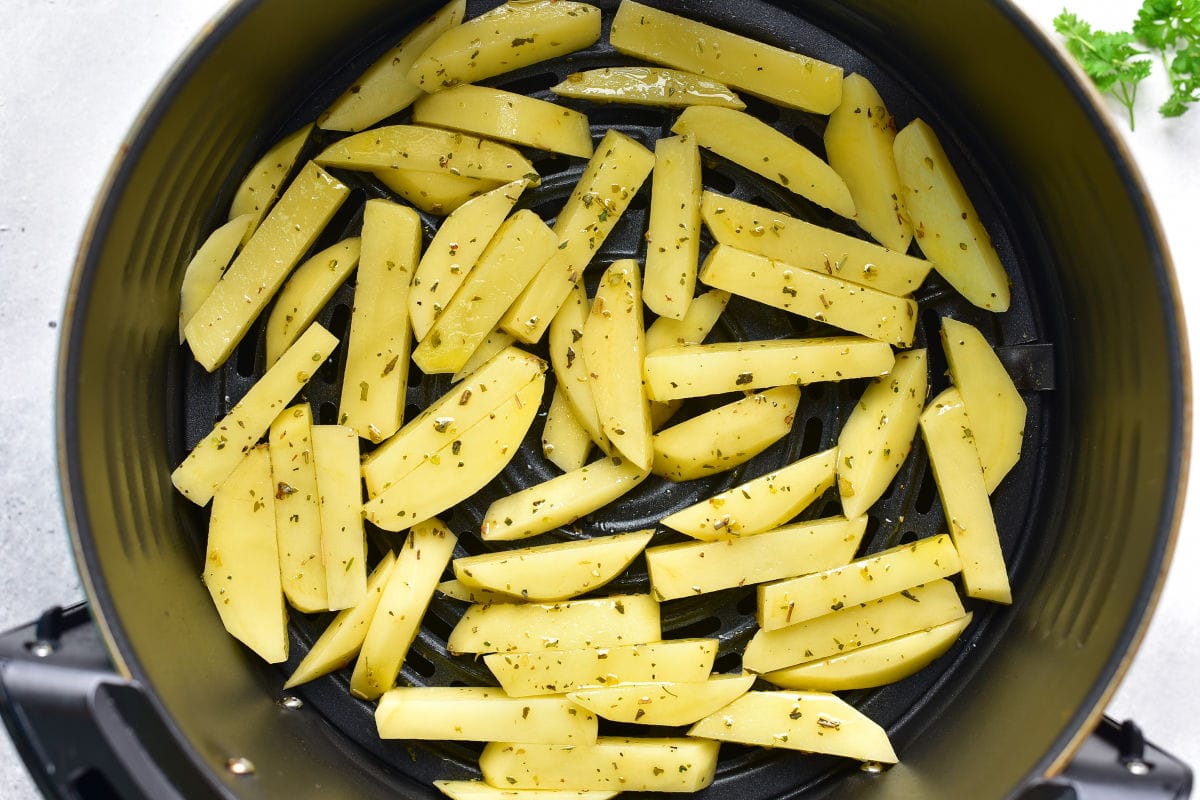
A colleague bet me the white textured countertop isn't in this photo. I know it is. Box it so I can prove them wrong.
[1,1,1196,797]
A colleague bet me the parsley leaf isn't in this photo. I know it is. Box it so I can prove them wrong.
[1161,43,1200,115]
[1054,11,1153,129]
[1132,0,1200,117]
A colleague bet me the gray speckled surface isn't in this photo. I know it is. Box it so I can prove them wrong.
[1,1,1197,797]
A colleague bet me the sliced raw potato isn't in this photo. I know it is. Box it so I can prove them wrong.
[894,118,1010,311]
[501,129,655,344]
[700,244,917,347]
[361,346,545,496]
[700,192,930,296]
[758,533,963,631]
[414,85,593,159]
[315,125,537,185]
[338,201,420,442]
[267,404,327,613]
[643,336,894,401]
[318,0,466,132]
[919,387,1012,604]
[568,674,754,726]
[486,639,718,697]
[312,425,366,611]
[552,66,745,109]
[265,237,361,366]
[548,282,605,448]
[375,168,500,216]
[376,687,597,744]
[454,530,653,601]
[481,456,651,542]
[645,289,730,352]
[480,737,719,793]
[408,0,601,91]
[203,444,287,663]
[447,594,661,654]
[672,106,853,218]
[172,323,339,506]
[581,260,653,469]
[452,331,517,382]
[837,349,928,519]
[610,0,842,114]
[541,387,592,472]
[763,613,972,691]
[742,579,965,673]
[350,520,458,700]
[178,213,254,341]
[652,386,800,481]
[824,73,913,252]
[284,553,397,689]
[228,124,314,232]
[414,210,558,374]
[941,317,1026,493]
[437,579,518,605]
[410,180,528,341]
[435,781,618,800]
[645,515,866,601]
[644,134,702,319]
[661,447,837,539]
[186,163,349,371]
[364,375,545,531]
[689,690,897,763]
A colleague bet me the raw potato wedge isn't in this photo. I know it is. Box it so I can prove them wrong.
[643,336,894,401]
[610,0,842,114]
[313,425,366,611]
[268,404,327,613]
[837,349,928,519]
[265,238,361,366]
[315,125,537,185]
[486,639,718,697]
[742,579,965,673]
[185,163,349,371]
[919,387,1013,604]
[435,781,618,800]
[454,530,654,601]
[376,687,597,744]
[825,73,913,252]
[364,376,545,531]
[436,579,518,605]
[447,594,661,654]
[700,192,930,296]
[689,690,897,763]
[501,130,655,344]
[541,387,592,472]
[414,210,558,374]
[452,331,517,382]
[361,346,545,496]
[338,200,420,442]
[548,282,605,448]
[673,106,853,218]
[763,613,972,691]
[414,85,593,159]
[568,674,754,726]
[481,456,651,542]
[758,533,963,631]
[941,317,1026,493]
[894,118,1010,311]
[480,737,719,793]
[178,213,254,342]
[350,520,458,700]
[375,168,500,216]
[644,134,702,319]
[410,180,528,341]
[645,288,731,429]
[408,0,601,91]
[172,323,339,506]
[645,515,866,601]
[318,0,466,132]
[700,244,918,347]
[228,124,314,233]
[652,386,800,481]
[661,447,837,540]
[581,260,653,469]
[284,553,397,689]
[203,444,287,663]
[552,66,745,109]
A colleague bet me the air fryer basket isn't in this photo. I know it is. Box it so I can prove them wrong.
[58,1,1186,799]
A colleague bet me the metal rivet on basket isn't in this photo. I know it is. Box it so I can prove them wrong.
[278,695,304,710]
[226,757,256,776]
[860,761,885,775]
[1125,759,1152,776]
